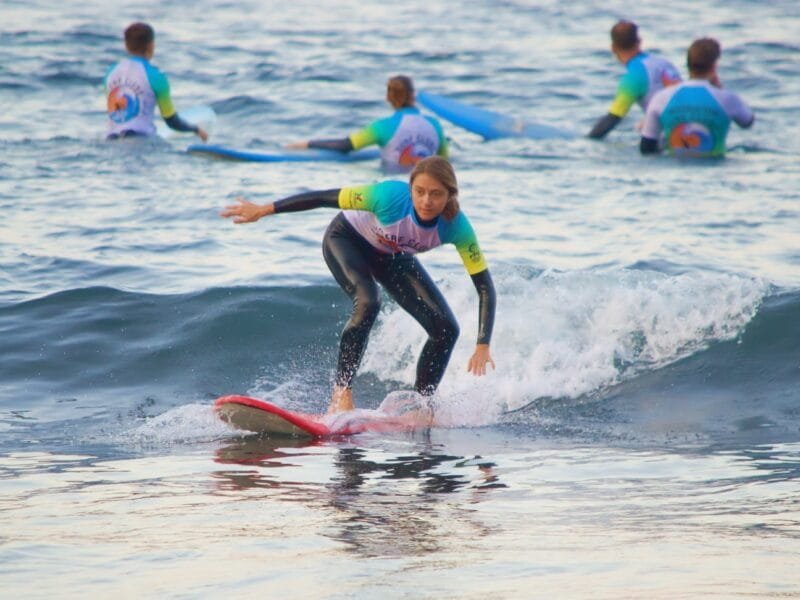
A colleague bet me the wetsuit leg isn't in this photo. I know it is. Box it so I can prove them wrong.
[322,215,382,388]
[373,255,459,395]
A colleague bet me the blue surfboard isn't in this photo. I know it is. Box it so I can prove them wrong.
[187,144,381,163]
[418,90,575,140]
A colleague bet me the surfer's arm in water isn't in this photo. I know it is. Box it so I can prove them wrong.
[287,112,400,153]
[638,98,664,155]
[587,113,622,139]
[150,70,208,141]
[286,138,354,152]
[309,138,354,152]
[589,67,645,139]
[163,113,208,141]
[220,189,341,223]
[639,136,659,154]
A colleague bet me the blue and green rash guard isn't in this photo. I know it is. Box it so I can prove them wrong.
[336,180,487,276]
[348,108,449,171]
[608,52,682,118]
[641,79,754,157]
[105,56,177,136]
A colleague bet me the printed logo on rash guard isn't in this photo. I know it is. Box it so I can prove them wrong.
[377,235,404,253]
[397,134,437,167]
[468,243,482,264]
[107,86,141,123]
[398,144,429,167]
[660,67,681,88]
[669,122,715,155]
[370,226,431,254]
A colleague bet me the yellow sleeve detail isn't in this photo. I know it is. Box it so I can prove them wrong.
[337,186,372,211]
[437,137,449,157]
[608,92,636,118]
[456,242,488,276]
[348,127,378,151]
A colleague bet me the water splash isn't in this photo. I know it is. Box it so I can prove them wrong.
[362,267,768,413]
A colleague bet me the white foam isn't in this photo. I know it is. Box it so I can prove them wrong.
[360,267,769,415]
[246,374,329,413]
[125,402,232,445]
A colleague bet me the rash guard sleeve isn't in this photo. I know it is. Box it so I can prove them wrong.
[445,213,488,275]
[608,63,648,118]
[470,269,496,344]
[640,136,659,154]
[430,117,449,157]
[273,189,341,213]
[164,113,198,133]
[308,138,354,152]
[348,115,398,150]
[146,66,177,119]
[588,113,622,139]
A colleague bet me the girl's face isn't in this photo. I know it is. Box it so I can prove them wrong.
[411,172,449,221]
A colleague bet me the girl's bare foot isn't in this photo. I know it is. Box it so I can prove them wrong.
[328,387,354,413]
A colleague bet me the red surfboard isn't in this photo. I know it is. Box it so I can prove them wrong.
[215,394,434,438]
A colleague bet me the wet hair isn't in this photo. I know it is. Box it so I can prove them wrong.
[687,38,721,76]
[610,20,639,51]
[124,22,154,55]
[409,157,460,221]
[386,75,415,109]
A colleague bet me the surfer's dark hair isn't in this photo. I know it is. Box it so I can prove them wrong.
[387,75,415,109]
[410,156,460,221]
[687,38,721,76]
[610,20,639,51]
[125,22,155,55]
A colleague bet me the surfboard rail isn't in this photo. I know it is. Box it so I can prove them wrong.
[214,394,435,438]
[215,395,330,437]
[418,90,575,140]
[187,144,381,163]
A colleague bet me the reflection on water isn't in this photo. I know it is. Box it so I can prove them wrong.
[722,444,800,487]
[213,435,505,558]
[1,441,800,596]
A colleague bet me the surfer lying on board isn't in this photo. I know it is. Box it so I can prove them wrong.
[221,156,496,413]
[286,75,448,172]
[105,22,208,141]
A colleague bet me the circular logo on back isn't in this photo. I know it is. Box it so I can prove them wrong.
[107,87,141,124]
[669,122,715,155]
[398,144,432,167]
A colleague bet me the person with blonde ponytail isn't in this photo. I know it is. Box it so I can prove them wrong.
[287,75,448,172]
[222,157,495,413]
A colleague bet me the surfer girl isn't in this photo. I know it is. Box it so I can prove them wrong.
[287,75,449,172]
[221,156,496,413]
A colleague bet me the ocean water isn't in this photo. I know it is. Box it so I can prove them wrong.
[2,0,800,597]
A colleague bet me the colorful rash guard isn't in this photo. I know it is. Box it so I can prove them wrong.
[104,56,177,136]
[608,52,682,118]
[641,80,754,157]
[348,107,448,170]
[337,180,487,275]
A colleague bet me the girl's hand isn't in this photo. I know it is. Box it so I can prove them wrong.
[467,344,496,376]
[220,197,273,224]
